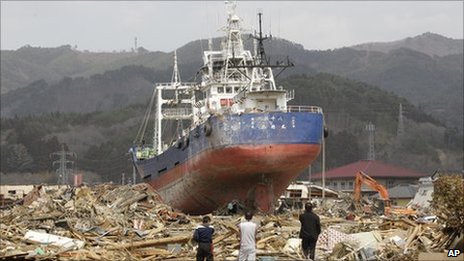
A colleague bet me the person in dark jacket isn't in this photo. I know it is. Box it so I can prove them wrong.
[299,202,321,260]
[193,216,215,261]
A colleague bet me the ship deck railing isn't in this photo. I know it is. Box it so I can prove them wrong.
[162,108,193,118]
[155,82,197,90]
[287,105,323,113]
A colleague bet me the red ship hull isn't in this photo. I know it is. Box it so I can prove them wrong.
[147,143,321,215]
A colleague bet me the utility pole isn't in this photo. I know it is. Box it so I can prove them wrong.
[51,143,76,185]
[366,122,376,160]
[397,103,405,138]
[321,122,326,201]
[307,165,312,200]
[134,37,138,52]
[133,165,137,185]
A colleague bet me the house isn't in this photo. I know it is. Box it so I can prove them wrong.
[279,181,338,210]
[283,181,338,199]
[409,169,463,209]
[0,185,35,200]
[374,183,418,206]
[310,160,427,194]
[0,185,69,207]
[409,177,434,209]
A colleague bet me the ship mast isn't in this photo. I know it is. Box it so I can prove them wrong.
[154,51,197,155]
[172,50,184,139]
[252,12,270,66]
[222,0,245,82]
[172,50,181,85]
[249,12,294,76]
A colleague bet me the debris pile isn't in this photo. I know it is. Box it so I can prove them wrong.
[0,185,304,260]
[1,177,462,260]
[1,184,192,260]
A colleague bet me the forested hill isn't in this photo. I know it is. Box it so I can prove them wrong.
[1,32,462,130]
[350,32,463,57]
[0,45,195,95]
[1,66,163,116]
[1,73,462,183]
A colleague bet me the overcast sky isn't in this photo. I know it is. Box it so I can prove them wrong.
[1,1,463,52]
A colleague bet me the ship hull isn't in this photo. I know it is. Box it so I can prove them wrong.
[134,111,323,214]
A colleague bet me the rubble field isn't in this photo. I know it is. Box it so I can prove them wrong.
[1,176,462,260]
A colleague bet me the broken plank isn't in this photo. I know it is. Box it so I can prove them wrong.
[107,235,191,250]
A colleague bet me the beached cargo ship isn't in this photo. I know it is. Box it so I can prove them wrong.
[130,2,324,214]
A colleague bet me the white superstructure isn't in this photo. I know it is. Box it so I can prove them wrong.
[136,1,302,157]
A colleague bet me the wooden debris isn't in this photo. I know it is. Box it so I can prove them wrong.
[1,181,461,260]
[107,235,191,250]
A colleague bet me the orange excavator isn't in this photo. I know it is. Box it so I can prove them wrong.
[353,171,416,216]
[354,171,391,215]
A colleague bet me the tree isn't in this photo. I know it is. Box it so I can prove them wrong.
[5,144,34,172]
[431,175,464,246]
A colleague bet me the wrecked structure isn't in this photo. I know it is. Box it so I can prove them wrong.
[1,174,462,260]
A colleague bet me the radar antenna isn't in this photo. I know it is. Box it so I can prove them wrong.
[247,12,293,77]
[252,12,270,65]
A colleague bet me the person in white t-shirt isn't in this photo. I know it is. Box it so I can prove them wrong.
[238,211,257,261]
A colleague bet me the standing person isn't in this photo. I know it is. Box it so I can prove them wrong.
[193,216,215,261]
[299,202,321,260]
[238,211,257,261]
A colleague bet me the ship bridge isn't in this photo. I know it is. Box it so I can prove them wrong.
[198,1,294,116]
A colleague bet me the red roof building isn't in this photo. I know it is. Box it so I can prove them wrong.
[310,160,427,192]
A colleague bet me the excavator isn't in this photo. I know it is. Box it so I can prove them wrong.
[353,171,417,216]
[354,171,392,215]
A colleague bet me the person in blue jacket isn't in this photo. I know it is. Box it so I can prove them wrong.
[193,216,215,261]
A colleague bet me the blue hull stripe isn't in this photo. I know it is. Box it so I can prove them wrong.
[134,112,323,180]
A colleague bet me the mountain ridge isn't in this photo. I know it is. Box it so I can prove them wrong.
[350,32,463,57]
[1,33,462,130]
[2,32,461,94]
[1,73,461,181]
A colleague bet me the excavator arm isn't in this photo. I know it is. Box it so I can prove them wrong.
[354,171,391,215]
